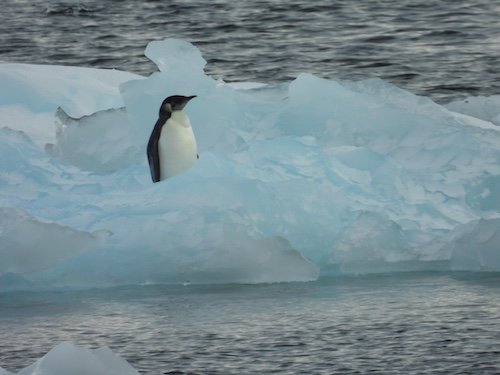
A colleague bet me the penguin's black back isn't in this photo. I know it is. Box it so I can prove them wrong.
[147,113,171,183]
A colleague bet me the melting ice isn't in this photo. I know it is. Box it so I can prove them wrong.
[0,38,499,290]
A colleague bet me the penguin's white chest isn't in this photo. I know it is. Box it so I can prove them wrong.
[158,111,197,179]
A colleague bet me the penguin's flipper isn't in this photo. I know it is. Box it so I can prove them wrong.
[147,141,160,182]
[147,117,165,183]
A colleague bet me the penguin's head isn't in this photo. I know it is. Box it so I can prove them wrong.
[159,95,196,117]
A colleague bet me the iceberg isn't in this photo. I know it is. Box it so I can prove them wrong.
[1,342,139,375]
[0,38,499,289]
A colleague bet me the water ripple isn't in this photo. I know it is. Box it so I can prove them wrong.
[1,274,500,374]
[1,0,499,102]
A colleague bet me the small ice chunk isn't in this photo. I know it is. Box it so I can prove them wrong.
[145,38,206,73]
[17,342,139,375]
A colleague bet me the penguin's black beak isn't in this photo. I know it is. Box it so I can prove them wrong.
[180,95,196,110]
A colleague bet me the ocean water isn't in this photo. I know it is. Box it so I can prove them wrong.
[1,1,500,374]
[1,0,499,102]
[1,273,500,374]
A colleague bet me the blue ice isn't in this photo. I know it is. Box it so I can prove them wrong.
[0,38,499,291]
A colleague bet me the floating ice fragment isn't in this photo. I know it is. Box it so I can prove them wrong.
[16,342,139,375]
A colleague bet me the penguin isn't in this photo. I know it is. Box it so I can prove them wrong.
[147,95,198,183]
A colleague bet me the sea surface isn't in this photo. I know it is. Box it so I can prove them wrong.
[2,1,500,374]
[1,273,500,374]
[1,0,499,103]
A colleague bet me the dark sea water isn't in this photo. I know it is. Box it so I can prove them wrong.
[2,273,500,374]
[1,0,499,103]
